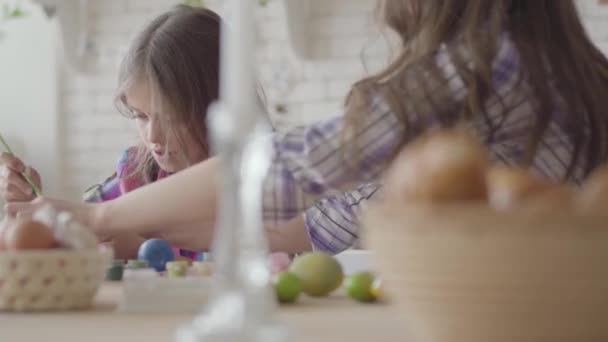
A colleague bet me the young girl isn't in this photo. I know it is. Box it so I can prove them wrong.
[1,5,367,256]
[0,5,223,259]
[9,0,608,254]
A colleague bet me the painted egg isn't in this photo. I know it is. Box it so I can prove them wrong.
[137,239,175,272]
[5,219,56,250]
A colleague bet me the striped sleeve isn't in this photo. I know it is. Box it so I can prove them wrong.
[262,96,404,224]
[303,183,380,254]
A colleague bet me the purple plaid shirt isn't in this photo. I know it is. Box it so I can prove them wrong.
[267,35,587,254]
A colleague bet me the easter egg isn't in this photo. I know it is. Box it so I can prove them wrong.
[166,261,189,278]
[274,272,302,303]
[137,239,175,272]
[268,252,292,274]
[370,278,384,301]
[345,272,377,303]
[289,252,343,297]
[5,219,55,250]
[191,261,213,276]
[0,218,11,251]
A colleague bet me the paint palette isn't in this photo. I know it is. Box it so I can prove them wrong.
[119,267,213,313]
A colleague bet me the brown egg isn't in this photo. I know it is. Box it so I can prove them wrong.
[486,167,574,211]
[4,219,56,250]
[576,166,608,213]
[383,129,489,203]
[0,218,9,251]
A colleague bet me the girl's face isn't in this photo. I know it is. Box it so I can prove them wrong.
[125,82,207,173]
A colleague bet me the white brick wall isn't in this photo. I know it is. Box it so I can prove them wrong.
[59,0,608,199]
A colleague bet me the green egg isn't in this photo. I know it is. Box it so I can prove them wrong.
[345,272,377,303]
[166,261,188,278]
[274,272,302,303]
[288,252,343,297]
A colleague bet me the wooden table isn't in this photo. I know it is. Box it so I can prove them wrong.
[0,283,402,342]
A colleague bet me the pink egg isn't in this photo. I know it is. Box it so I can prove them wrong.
[268,252,292,274]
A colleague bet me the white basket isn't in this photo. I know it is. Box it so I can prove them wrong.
[0,248,112,312]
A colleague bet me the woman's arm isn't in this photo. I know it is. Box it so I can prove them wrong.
[266,214,312,254]
[112,208,312,254]
[151,213,314,254]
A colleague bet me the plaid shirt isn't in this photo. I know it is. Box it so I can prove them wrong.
[269,35,587,254]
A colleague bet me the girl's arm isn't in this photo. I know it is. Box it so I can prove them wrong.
[83,148,151,255]
[94,156,221,235]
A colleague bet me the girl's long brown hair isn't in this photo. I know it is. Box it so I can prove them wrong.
[348,0,608,180]
[115,5,221,179]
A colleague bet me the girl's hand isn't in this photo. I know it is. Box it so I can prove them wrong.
[0,153,42,202]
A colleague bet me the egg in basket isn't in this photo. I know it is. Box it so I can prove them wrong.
[0,206,112,312]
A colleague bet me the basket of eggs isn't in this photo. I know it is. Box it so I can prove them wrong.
[363,129,608,342]
[0,206,112,312]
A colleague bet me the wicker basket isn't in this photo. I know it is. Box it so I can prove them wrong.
[363,204,608,342]
[0,248,112,312]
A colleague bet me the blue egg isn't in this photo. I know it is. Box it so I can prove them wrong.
[137,239,175,272]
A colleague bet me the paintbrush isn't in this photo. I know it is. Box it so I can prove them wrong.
[0,133,42,197]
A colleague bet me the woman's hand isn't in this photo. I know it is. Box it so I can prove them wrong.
[0,153,42,202]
